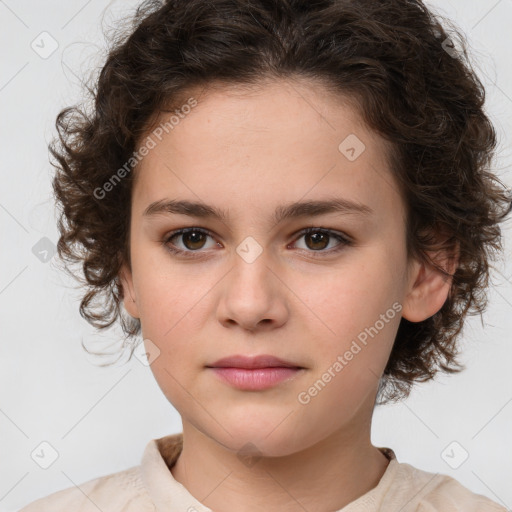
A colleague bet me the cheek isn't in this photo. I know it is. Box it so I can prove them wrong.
[143,331,201,411]
[296,261,399,340]
[133,258,206,335]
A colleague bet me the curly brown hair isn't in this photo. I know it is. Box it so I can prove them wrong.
[50,0,511,405]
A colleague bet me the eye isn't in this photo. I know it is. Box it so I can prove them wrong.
[163,228,217,257]
[290,227,352,256]
[162,226,352,259]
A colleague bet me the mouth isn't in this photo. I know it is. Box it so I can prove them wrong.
[206,354,305,391]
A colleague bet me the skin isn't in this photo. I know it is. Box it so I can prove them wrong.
[119,78,456,512]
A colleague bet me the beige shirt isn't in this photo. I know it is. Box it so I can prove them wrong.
[19,433,506,511]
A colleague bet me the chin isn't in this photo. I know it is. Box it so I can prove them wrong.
[201,421,311,459]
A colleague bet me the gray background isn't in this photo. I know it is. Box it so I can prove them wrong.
[1,0,511,510]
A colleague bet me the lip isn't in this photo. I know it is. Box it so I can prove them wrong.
[207,354,303,369]
[206,354,305,391]
[208,367,304,390]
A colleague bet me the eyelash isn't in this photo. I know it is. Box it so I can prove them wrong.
[162,227,353,259]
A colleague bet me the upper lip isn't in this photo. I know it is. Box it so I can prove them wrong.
[207,354,303,369]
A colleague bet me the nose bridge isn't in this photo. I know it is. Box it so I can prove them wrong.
[230,234,275,301]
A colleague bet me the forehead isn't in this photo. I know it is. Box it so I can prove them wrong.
[131,78,404,227]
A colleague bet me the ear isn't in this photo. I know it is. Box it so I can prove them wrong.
[118,263,140,319]
[401,239,459,323]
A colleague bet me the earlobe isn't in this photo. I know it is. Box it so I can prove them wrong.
[118,264,140,319]
[401,242,459,323]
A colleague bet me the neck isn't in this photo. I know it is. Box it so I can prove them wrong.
[170,425,390,512]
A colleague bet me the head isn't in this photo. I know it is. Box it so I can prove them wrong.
[51,0,511,454]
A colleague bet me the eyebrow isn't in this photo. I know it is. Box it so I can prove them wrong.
[143,197,374,225]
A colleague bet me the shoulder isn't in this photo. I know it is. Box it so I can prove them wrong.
[18,465,154,512]
[389,460,507,512]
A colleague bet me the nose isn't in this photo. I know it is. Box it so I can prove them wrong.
[216,251,289,333]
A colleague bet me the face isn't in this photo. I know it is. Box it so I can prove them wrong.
[120,78,448,457]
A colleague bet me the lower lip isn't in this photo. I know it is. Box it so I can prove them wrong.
[208,367,303,390]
